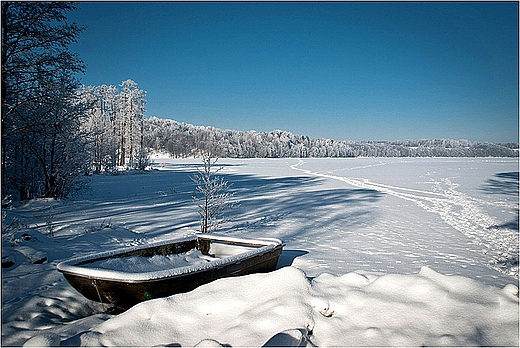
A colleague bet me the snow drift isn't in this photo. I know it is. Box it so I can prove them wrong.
[77,266,518,347]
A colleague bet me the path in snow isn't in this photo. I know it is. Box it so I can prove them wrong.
[290,158,519,278]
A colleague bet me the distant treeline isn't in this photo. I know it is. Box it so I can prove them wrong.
[144,117,519,158]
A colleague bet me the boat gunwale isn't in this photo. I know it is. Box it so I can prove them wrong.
[56,234,283,283]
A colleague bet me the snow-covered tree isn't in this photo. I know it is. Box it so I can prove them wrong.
[117,80,147,168]
[1,2,86,199]
[117,80,146,168]
[80,85,119,173]
[81,80,148,171]
[190,154,237,233]
[142,118,519,159]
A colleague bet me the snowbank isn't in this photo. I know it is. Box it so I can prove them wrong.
[78,266,518,347]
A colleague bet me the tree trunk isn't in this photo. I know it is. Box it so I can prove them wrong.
[120,121,126,166]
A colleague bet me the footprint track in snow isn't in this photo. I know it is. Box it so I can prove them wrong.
[291,159,519,278]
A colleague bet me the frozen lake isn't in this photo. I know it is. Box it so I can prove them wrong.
[2,157,518,346]
[57,156,519,286]
[176,157,518,286]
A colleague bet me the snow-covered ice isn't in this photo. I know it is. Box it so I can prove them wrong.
[2,157,518,346]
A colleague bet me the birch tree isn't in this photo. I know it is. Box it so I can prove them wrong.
[80,85,119,173]
[81,80,148,171]
[117,79,147,168]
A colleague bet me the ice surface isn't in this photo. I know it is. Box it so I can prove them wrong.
[1,157,518,346]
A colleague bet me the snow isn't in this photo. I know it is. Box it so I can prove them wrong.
[2,157,518,346]
[85,249,217,273]
[73,266,519,347]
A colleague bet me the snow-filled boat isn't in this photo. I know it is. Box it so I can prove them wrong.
[57,234,284,309]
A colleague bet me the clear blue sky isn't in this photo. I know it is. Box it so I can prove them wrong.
[69,2,518,143]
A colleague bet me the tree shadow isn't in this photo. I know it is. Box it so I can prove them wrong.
[480,172,519,196]
[17,165,383,257]
[151,161,240,170]
[227,182,384,242]
[44,169,327,240]
[488,213,519,231]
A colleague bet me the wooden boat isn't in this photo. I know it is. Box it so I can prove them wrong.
[57,234,284,309]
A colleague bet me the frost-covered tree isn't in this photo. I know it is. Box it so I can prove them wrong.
[79,85,119,173]
[117,79,147,169]
[81,80,148,171]
[30,73,90,198]
[1,2,86,199]
[142,117,519,159]
[190,154,237,233]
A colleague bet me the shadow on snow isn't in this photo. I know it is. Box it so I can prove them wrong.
[480,171,519,196]
[12,166,384,263]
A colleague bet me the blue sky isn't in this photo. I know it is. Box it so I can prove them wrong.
[69,2,518,143]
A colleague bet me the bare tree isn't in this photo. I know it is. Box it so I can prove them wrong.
[190,154,237,233]
[1,2,86,200]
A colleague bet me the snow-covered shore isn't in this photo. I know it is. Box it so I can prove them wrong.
[77,266,518,347]
[2,157,518,346]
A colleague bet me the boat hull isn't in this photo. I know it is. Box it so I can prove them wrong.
[57,235,283,309]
